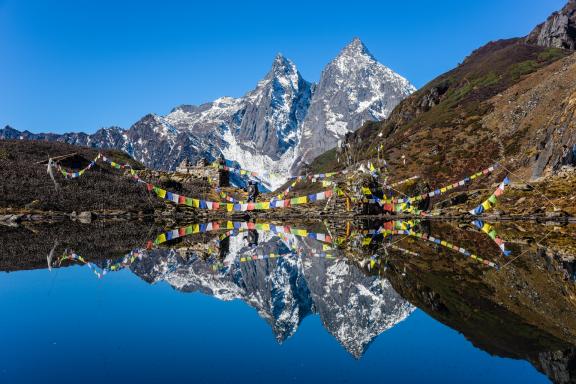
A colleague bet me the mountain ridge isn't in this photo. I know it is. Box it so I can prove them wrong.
[1,39,414,189]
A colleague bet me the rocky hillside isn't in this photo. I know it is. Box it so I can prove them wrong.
[1,39,414,189]
[0,140,207,214]
[311,2,576,188]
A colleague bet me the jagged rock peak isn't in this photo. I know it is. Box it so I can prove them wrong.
[525,0,576,50]
[271,52,293,70]
[339,37,375,59]
[328,37,381,75]
[294,38,415,168]
[260,53,302,89]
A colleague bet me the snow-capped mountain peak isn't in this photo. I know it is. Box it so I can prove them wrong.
[337,37,376,61]
[294,38,416,169]
[269,53,300,86]
[4,39,415,188]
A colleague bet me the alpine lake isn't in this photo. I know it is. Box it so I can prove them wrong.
[1,218,575,384]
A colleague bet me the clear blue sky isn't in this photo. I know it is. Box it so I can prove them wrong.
[0,0,567,134]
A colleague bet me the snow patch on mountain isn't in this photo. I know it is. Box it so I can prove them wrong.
[220,127,297,190]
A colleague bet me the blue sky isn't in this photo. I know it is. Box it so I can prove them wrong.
[0,0,567,134]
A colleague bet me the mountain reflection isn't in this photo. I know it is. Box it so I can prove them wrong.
[58,220,418,357]
[3,219,576,382]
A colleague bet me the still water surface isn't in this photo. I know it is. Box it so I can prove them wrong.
[1,219,572,384]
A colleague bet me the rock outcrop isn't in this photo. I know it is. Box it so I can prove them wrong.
[526,0,576,50]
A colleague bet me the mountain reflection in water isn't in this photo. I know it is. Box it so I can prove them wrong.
[2,219,576,383]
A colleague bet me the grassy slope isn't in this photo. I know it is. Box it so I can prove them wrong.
[0,140,164,212]
[0,140,209,213]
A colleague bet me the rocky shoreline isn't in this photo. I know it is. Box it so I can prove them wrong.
[2,206,575,229]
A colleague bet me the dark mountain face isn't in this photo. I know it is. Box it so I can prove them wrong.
[235,54,313,160]
[0,125,63,141]
[0,125,24,139]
